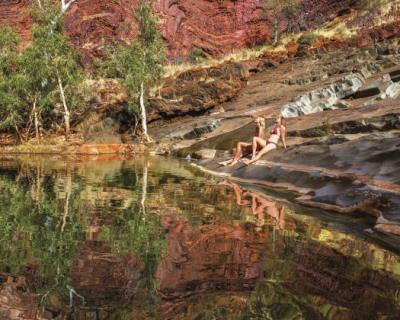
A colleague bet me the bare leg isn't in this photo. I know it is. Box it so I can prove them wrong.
[218,142,251,166]
[242,143,276,165]
[226,142,251,166]
[251,137,267,160]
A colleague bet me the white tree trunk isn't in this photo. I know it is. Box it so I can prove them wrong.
[273,18,279,45]
[33,99,41,144]
[141,161,148,218]
[61,165,72,233]
[57,75,71,140]
[140,82,151,143]
[61,0,77,13]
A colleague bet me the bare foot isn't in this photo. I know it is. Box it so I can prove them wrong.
[218,160,232,166]
[226,160,239,167]
[241,159,251,166]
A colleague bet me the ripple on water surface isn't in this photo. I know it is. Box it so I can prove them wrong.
[0,155,399,320]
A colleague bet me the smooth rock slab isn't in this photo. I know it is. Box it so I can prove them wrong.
[281,73,365,117]
[193,149,217,160]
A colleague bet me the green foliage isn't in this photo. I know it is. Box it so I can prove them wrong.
[264,0,301,43]
[101,0,166,115]
[264,0,301,17]
[189,47,206,64]
[0,1,84,139]
[0,26,20,62]
[0,170,87,305]
[317,118,334,137]
[28,1,83,124]
[0,27,26,133]
[298,31,318,46]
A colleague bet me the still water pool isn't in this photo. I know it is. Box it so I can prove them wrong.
[0,155,399,320]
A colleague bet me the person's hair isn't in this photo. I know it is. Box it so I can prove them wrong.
[258,117,266,129]
[276,115,286,127]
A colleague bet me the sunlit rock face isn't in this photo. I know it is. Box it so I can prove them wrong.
[64,0,270,61]
[0,0,361,62]
[149,62,250,121]
[64,0,139,65]
[157,0,270,59]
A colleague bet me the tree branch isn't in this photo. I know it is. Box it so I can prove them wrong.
[61,0,77,13]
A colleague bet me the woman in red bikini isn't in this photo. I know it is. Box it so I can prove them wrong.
[218,116,266,167]
[242,116,287,166]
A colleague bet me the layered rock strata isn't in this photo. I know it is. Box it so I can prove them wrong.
[0,0,383,61]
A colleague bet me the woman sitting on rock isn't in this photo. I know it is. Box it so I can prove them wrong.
[242,116,287,166]
[218,116,266,167]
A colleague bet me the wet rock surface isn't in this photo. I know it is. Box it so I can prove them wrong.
[150,40,400,148]
[200,129,400,245]
[160,40,400,244]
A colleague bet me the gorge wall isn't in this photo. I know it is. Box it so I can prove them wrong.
[0,0,358,62]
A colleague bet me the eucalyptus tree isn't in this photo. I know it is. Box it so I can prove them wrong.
[28,0,83,140]
[264,0,301,45]
[0,27,26,139]
[102,0,166,142]
[19,37,53,144]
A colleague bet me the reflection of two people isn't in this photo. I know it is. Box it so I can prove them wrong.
[221,180,285,231]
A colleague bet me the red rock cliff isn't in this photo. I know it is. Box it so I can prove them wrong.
[0,0,359,61]
[0,0,32,44]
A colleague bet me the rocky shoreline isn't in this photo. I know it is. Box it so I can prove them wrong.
[0,143,146,155]
[1,22,400,247]
[159,40,400,246]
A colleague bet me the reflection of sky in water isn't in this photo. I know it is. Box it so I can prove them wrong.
[0,156,399,319]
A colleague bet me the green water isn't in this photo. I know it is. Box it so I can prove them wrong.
[0,155,399,320]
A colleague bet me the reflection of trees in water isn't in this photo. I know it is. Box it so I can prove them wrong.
[1,159,400,319]
[0,162,87,310]
[100,158,166,310]
[0,158,166,317]
[239,281,318,320]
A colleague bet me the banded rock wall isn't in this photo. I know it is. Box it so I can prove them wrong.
[0,0,359,61]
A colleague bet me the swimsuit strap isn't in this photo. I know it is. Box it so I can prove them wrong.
[270,126,281,136]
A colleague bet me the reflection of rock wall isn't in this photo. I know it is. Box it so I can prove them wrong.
[156,216,267,299]
[254,235,400,319]
[71,241,144,306]
[155,214,400,319]
[0,279,50,320]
